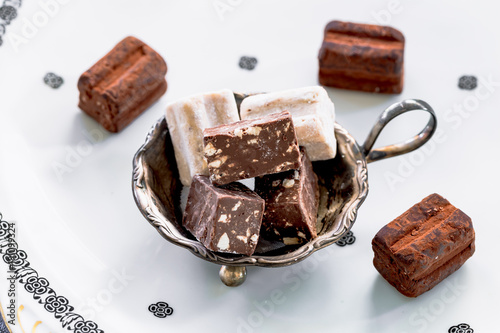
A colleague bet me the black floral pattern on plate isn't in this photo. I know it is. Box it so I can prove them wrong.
[74,320,100,333]
[44,295,72,318]
[239,56,258,70]
[0,213,104,333]
[0,0,22,47]
[0,5,16,24]
[458,76,477,90]
[2,245,27,267]
[149,302,174,318]
[336,231,355,247]
[25,276,50,295]
[44,73,64,89]
[448,323,473,333]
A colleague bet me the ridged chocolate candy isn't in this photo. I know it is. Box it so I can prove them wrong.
[372,193,475,297]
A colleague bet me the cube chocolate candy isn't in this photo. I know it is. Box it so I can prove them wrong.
[255,148,319,245]
[183,175,264,256]
[203,111,301,186]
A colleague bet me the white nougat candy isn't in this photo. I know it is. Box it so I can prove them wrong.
[165,89,240,186]
[240,86,336,161]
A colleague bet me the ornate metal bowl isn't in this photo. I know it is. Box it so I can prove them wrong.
[132,94,436,286]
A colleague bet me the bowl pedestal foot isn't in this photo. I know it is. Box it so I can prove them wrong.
[219,265,247,287]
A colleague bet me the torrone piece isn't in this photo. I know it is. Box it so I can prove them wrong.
[318,20,405,94]
[183,175,264,256]
[78,36,167,133]
[203,111,301,186]
[372,193,475,297]
[165,89,240,186]
[240,86,336,161]
[255,148,319,245]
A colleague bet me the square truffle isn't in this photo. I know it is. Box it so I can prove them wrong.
[78,36,167,132]
[183,175,264,256]
[318,20,405,94]
[372,193,475,297]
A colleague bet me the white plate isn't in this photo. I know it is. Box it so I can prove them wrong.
[1,1,500,332]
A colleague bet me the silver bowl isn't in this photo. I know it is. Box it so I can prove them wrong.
[132,94,437,286]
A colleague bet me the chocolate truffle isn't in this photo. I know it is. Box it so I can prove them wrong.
[78,36,167,132]
[372,193,475,297]
[318,20,405,94]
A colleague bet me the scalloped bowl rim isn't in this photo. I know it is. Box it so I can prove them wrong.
[132,115,369,267]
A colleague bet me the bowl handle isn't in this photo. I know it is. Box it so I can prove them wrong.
[361,99,437,164]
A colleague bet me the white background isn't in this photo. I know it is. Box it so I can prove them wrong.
[1,0,499,332]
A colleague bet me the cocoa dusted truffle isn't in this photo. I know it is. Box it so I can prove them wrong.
[318,20,405,94]
[78,36,167,132]
[372,193,475,297]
